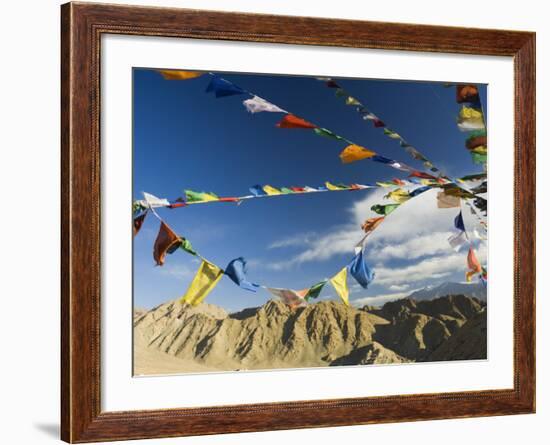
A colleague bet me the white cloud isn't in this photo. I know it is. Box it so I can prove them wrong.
[268,232,316,249]
[388,284,410,291]
[352,290,416,308]
[158,262,197,279]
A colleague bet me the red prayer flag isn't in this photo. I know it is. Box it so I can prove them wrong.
[276,114,316,129]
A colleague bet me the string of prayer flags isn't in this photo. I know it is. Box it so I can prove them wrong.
[276,114,316,129]
[267,287,308,308]
[158,69,204,80]
[465,247,483,282]
[371,203,400,216]
[180,259,225,306]
[205,75,246,98]
[153,221,183,266]
[304,280,328,301]
[317,77,447,176]
[385,188,411,204]
[339,144,376,164]
[133,212,147,237]
[242,96,286,114]
[347,250,375,289]
[224,257,259,292]
[330,267,350,306]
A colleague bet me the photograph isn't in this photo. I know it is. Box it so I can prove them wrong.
[132,68,488,376]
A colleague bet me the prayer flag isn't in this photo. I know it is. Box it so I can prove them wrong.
[304,281,327,301]
[325,181,344,191]
[448,231,469,251]
[330,268,349,306]
[409,186,431,197]
[180,260,224,306]
[437,191,461,208]
[185,190,218,203]
[361,216,385,234]
[158,69,203,80]
[133,212,147,237]
[371,204,400,216]
[205,75,246,98]
[143,192,170,208]
[347,250,375,289]
[455,211,466,232]
[267,287,307,308]
[346,96,361,106]
[249,185,267,196]
[373,118,386,128]
[385,188,410,204]
[242,95,286,113]
[456,84,480,104]
[280,187,294,194]
[153,221,182,266]
[180,238,197,256]
[314,127,346,141]
[263,185,282,195]
[466,247,482,282]
[224,257,259,292]
[276,114,316,129]
[339,144,376,164]
[383,128,402,140]
[471,152,488,164]
[466,134,487,150]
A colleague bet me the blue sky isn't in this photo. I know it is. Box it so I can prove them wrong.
[133,68,487,311]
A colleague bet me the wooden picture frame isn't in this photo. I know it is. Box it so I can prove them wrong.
[61,2,535,442]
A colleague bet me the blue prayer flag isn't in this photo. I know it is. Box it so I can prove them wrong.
[206,76,246,98]
[409,186,431,197]
[224,257,259,292]
[347,250,375,289]
[249,185,267,196]
[455,211,465,232]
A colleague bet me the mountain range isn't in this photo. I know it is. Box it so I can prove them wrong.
[134,290,487,375]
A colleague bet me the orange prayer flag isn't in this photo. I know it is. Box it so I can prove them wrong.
[339,144,376,164]
[276,114,316,129]
[465,247,482,282]
[158,70,203,80]
[361,216,385,233]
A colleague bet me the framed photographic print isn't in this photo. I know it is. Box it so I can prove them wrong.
[61,2,535,442]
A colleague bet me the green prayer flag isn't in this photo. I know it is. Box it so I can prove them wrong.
[305,281,327,301]
[335,88,347,98]
[280,187,294,194]
[371,204,400,215]
[185,189,219,202]
[471,152,487,165]
[180,238,197,256]
[314,127,345,141]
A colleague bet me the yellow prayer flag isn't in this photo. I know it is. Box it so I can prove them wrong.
[263,185,282,195]
[180,260,224,306]
[339,144,376,164]
[345,96,361,106]
[470,145,487,155]
[158,69,203,80]
[325,181,343,191]
[459,106,483,120]
[330,267,349,306]
[385,188,411,204]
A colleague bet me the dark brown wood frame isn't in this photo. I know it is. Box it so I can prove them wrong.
[61,2,536,442]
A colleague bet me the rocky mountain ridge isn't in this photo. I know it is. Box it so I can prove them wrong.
[134,294,486,374]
